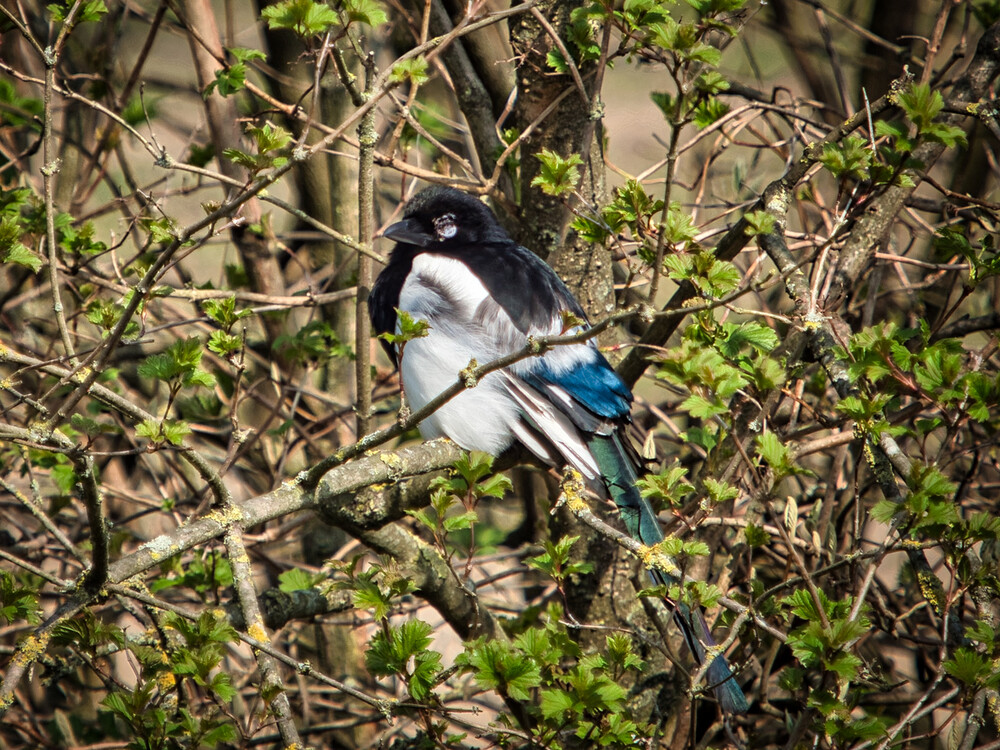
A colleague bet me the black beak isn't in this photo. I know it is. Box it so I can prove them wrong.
[382,217,434,247]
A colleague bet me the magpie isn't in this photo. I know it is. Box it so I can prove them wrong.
[369,186,747,714]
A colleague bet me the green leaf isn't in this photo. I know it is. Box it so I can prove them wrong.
[69,419,107,455]
[379,309,430,347]
[686,42,722,65]
[85,299,140,339]
[944,647,1000,688]
[679,392,727,419]
[784,588,842,623]
[819,136,873,180]
[0,84,43,129]
[253,121,291,153]
[341,0,387,26]
[452,450,494,486]
[750,355,785,392]
[973,0,1000,27]
[531,148,584,197]
[874,119,909,142]
[566,15,602,63]
[278,568,321,592]
[570,212,611,244]
[261,0,338,35]
[389,57,429,85]
[442,510,478,533]
[744,209,776,236]
[527,536,594,583]
[101,684,152,724]
[692,97,730,128]
[186,142,216,168]
[456,638,541,701]
[720,321,779,356]
[540,687,578,719]
[0,571,41,625]
[603,179,664,237]
[51,463,78,494]
[224,123,291,173]
[166,609,240,648]
[906,462,956,497]
[546,48,570,74]
[605,632,644,672]
[650,91,677,120]
[898,83,943,131]
[2,241,43,272]
[637,463,693,508]
[365,619,442,699]
[682,424,718,451]
[744,522,769,548]
[406,507,437,532]
[47,0,107,24]
[826,650,863,680]
[275,320,353,363]
[60,221,107,257]
[966,620,997,647]
[0,186,32,215]
[208,331,243,357]
[685,0,747,16]
[153,550,233,596]
[660,202,698,244]
[653,16,722,64]
[756,432,788,466]
[138,337,215,389]
[619,0,672,30]
[695,70,730,95]
[209,671,238,701]
[756,431,802,481]
[161,420,192,445]
[137,419,192,446]
[703,477,739,504]
[201,721,238,745]
[705,257,741,294]
[351,578,394,621]
[205,49,265,98]
[141,216,178,244]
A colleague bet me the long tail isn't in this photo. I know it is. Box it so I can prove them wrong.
[586,432,749,715]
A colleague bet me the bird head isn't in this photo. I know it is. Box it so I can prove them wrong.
[382,187,510,249]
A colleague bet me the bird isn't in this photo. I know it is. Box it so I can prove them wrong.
[369,185,748,714]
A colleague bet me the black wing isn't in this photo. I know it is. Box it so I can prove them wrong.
[440,241,587,335]
[369,250,414,366]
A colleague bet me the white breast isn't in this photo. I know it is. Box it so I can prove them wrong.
[399,255,490,327]
[397,254,521,454]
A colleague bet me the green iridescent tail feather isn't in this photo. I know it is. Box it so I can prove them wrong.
[585,432,748,715]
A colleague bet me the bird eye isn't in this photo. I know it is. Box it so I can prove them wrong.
[433,213,457,240]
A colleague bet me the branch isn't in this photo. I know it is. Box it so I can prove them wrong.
[224,524,302,746]
[0,436,465,717]
[355,53,377,436]
[41,59,76,367]
[826,21,1000,309]
[420,0,508,179]
[616,69,914,388]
